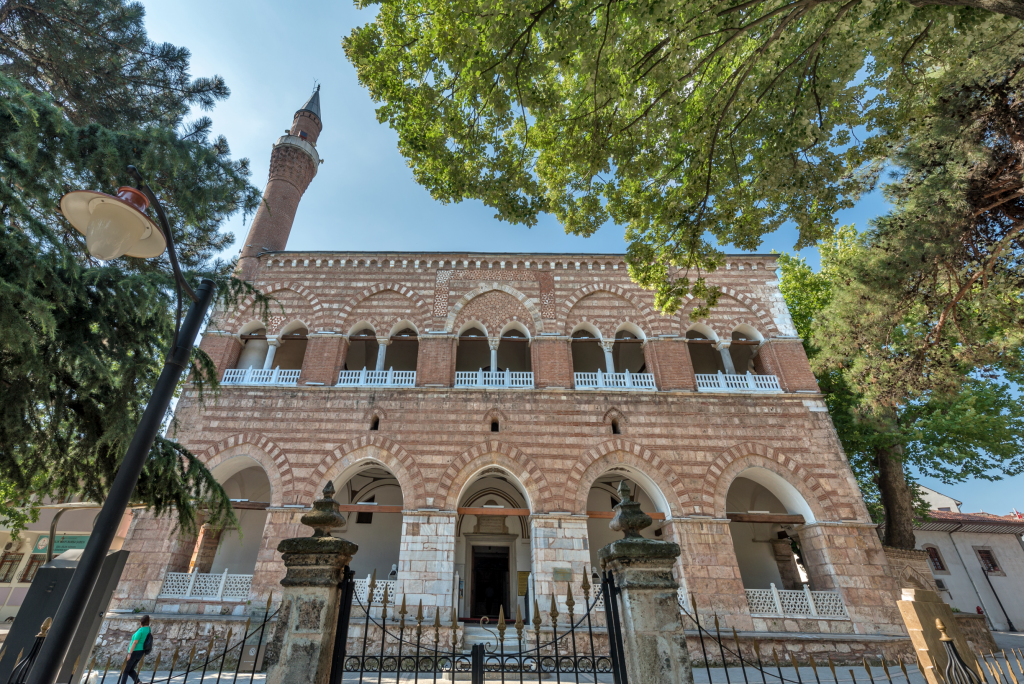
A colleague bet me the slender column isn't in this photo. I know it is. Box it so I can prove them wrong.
[601,341,616,373]
[375,337,390,370]
[397,511,457,620]
[262,337,281,370]
[715,340,736,374]
[488,337,500,372]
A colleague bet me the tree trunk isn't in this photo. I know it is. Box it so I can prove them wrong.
[875,445,917,550]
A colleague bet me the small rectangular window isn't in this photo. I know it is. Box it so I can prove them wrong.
[0,553,24,583]
[978,549,1001,573]
[356,496,374,524]
[926,547,945,572]
[19,555,45,583]
[935,579,947,591]
[938,507,951,512]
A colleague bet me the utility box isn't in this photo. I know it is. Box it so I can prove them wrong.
[0,549,128,684]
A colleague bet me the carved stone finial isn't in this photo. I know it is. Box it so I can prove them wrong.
[300,482,347,537]
[609,480,652,539]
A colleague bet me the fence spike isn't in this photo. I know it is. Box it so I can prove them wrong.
[399,594,407,630]
[38,617,52,637]
[497,605,506,644]
[186,644,196,670]
[265,594,272,614]
[369,568,377,593]
[917,656,929,683]
[810,654,820,677]
[169,645,180,674]
[581,567,591,596]
[152,653,161,676]
[515,604,524,644]
[753,640,762,660]
[549,593,559,623]
[864,656,877,684]
[989,653,1004,684]
[565,582,575,618]
[773,648,782,670]
[880,656,893,684]
[976,653,990,684]
[828,655,838,679]
[72,656,80,675]
[15,649,24,667]
[0,646,5,665]
[994,654,1011,684]
[1013,650,1024,677]
[380,584,389,621]
[897,655,908,682]
[1003,652,1020,684]
[416,599,424,624]
[532,597,542,639]
[715,614,721,631]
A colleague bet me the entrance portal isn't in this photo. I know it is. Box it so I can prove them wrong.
[471,546,509,619]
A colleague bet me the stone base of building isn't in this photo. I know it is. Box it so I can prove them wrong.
[687,631,914,666]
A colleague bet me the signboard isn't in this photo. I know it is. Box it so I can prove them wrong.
[238,643,266,672]
[552,567,572,583]
[517,571,530,597]
[32,535,90,556]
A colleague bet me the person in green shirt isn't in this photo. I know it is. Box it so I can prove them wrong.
[118,615,150,684]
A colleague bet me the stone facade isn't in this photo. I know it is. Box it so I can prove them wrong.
[96,89,913,665]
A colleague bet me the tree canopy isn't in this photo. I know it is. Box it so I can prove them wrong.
[344,0,1024,313]
[0,0,262,532]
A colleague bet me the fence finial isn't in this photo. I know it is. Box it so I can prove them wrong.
[38,618,52,638]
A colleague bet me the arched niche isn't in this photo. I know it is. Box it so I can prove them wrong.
[585,465,669,571]
[346,323,379,371]
[456,324,491,372]
[236,322,269,370]
[330,459,404,579]
[725,468,812,591]
[570,323,605,374]
[454,466,532,622]
[385,322,419,372]
[274,320,309,370]
[730,324,764,374]
[202,457,272,577]
[685,324,724,375]
[613,325,646,374]
[497,323,531,373]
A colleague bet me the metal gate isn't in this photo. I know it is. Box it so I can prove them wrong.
[329,566,628,684]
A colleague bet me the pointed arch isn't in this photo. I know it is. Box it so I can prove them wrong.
[337,282,431,332]
[699,442,838,520]
[565,439,687,516]
[677,291,779,337]
[199,432,289,506]
[230,281,324,329]
[557,285,666,335]
[313,435,426,509]
[436,441,554,511]
[444,284,544,333]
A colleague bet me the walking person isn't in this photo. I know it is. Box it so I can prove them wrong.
[118,615,152,684]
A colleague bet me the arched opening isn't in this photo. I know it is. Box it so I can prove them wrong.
[198,458,272,578]
[384,326,419,372]
[274,321,308,370]
[730,326,763,374]
[586,467,668,572]
[455,468,532,622]
[497,324,531,373]
[236,323,269,369]
[611,420,621,435]
[333,463,404,580]
[685,328,724,375]
[455,325,490,371]
[612,328,646,374]
[725,470,811,591]
[571,326,606,373]
[346,325,380,370]
[490,421,499,433]
[370,416,380,431]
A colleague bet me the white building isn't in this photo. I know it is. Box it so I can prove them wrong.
[916,487,1024,632]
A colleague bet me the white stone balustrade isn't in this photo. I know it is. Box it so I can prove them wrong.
[337,369,416,387]
[745,583,849,618]
[695,371,782,393]
[157,570,252,602]
[574,370,657,390]
[222,368,301,386]
[352,577,397,606]
[454,370,534,388]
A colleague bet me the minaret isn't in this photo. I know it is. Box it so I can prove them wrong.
[236,86,322,280]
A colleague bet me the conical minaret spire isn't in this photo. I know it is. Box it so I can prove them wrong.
[236,86,323,280]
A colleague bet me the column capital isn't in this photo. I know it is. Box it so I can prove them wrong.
[376,336,392,346]
[267,336,282,348]
[715,340,731,350]
[488,337,501,351]
[600,339,616,352]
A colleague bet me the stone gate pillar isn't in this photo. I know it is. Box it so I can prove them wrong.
[265,483,357,684]
[599,482,693,684]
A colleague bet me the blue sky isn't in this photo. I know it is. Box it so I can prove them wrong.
[142,0,1021,516]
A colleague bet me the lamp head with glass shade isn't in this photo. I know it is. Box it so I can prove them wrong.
[60,186,167,261]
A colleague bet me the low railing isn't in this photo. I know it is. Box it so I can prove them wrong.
[454,370,534,388]
[696,371,782,393]
[353,577,396,605]
[222,367,301,386]
[745,583,849,618]
[574,370,657,390]
[157,570,253,602]
[337,368,416,387]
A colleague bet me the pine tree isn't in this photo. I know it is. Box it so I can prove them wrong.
[777,58,1024,551]
[0,0,264,532]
